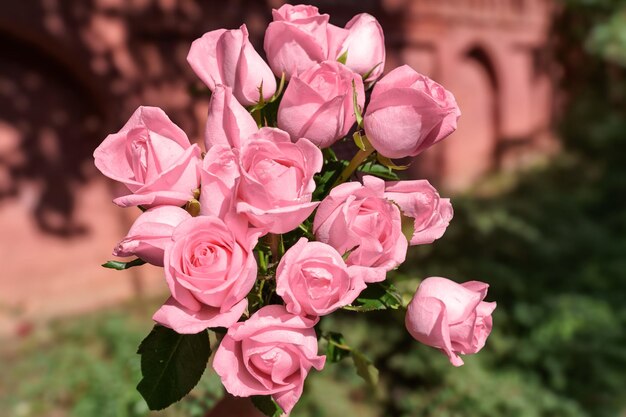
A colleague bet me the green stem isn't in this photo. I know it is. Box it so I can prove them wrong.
[332,147,375,187]
[321,333,353,351]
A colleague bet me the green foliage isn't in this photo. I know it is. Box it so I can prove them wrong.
[351,350,379,387]
[344,282,403,312]
[0,302,224,417]
[102,258,146,270]
[136,326,211,410]
[324,331,351,363]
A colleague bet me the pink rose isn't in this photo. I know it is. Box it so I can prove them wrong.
[278,61,365,148]
[187,25,276,106]
[313,175,407,283]
[93,106,201,208]
[264,4,347,79]
[339,13,385,82]
[363,65,461,159]
[236,128,323,234]
[384,180,453,246]
[204,85,258,149]
[153,215,260,334]
[276,238,367,317]
[213,305,326,414]
[405,277,496,366]
[113,206,191,266]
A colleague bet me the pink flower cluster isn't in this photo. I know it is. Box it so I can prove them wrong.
[94,4,495,414]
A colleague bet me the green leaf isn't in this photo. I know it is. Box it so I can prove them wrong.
[358,161,400,180]
[102,258,146,270]
[352,79,363,128]
[353,131,367,151]
[313,160,349,201]
[251,395,284,417]
[323,146,338,162]
[377,154,409,170]
[325,332,352,363]
[352,350,379,387]
[136,325,211,411]
[337,50,349,65]
[362,62,382,82]
[345,282,403,312]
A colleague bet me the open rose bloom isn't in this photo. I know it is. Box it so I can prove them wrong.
[94,3,495,415]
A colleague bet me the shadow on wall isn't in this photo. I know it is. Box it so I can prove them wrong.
[0,31,105,237]
[0,0,403,238]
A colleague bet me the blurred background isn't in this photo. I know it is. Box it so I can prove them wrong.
[0,0,625,416]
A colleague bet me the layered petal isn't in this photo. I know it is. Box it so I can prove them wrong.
[384,180,453,245]
[204,85,258,149]
[153,297,247,334]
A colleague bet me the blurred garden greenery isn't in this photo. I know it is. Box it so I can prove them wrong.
[1,2,626,417]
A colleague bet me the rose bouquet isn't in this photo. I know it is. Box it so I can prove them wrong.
[94,4,496,416]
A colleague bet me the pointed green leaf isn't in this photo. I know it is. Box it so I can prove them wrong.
[353,131,367,151]
[257,80,265,106]
[337,50,349,65]
[251,395,284,417]
[136,325,211,411]
[344,282,403,312]
[377,154,409,170]
[102,258,146,270]
[358,161,400,180]
[362,62,382,82]
[352,79,363,128]
[352,350,379,387]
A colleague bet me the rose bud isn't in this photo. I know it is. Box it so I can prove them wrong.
[276,238,367,317]
[363,65,461,159]
[213,305,326,414]
[236,127,322,234]
[93,106,201,208]
[405,277,496,367]
[113,206,191,266]
[339,13,385,82]
[187,24,277,106]
[314,175,407,283]
[204,85,258,150]
[264,4,348,79]
[278,61,365,148]
[384,180,453,246]
[152,215,260,334]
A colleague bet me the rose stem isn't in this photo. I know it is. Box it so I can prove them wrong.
[332,147,375,187]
